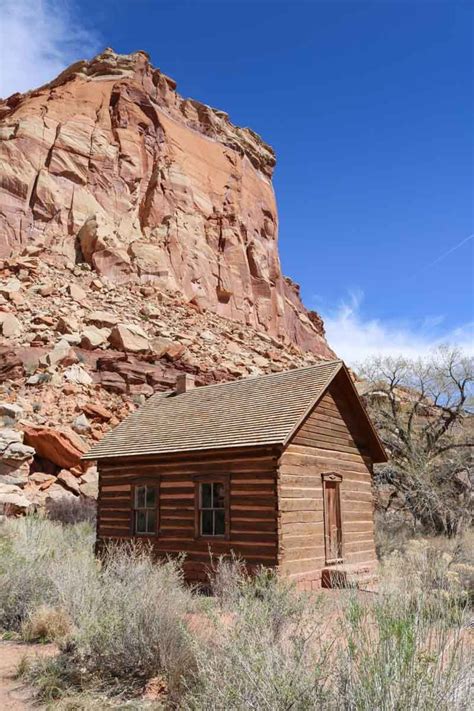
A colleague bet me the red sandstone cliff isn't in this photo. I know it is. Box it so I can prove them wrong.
[0,48,332,357]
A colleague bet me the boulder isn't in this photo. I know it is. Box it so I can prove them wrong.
[69,283,87,303]
[0,483,21,496]
[91,248,132,283]
[129,241,170,278]
[63,364,93,385]
[80,466,98,485]
[140,303,161,319]
[33,315,55,327]
[62,333,81,345]
[0,429,35,486]
[0,463,29,486]
[0,429,35,460]
[56,315,80,334]
[80,326,110,350]
[80,480,98,499]
[45,483,78,503]
[0,483,33,514]
[0,279,21,299]
[0,312,23,338]
[37,283,55,297]
[57,469,81,494]
[29,472,56,490]
[47,340,78,367]
[82,402,113,421]
[26,374,44,385]
[0,402,23,422]
[23,425,88,469]
[152,337,186,361]
[95,351,128,370]
[22,483,47,506]
[72,413,91,434]
[86,311,119,328]
[108,323,150,352]
[200,330,216,342]
[90,279,104,291]
[0,347,24,382]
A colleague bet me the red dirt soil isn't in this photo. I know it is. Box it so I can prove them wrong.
[0,641,56,710]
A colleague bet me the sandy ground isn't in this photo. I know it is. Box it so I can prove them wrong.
[0,641,56,710]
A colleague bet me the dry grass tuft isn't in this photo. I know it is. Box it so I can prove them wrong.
[22,605,73,642]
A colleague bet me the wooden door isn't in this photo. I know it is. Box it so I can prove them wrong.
[323,475,343,563]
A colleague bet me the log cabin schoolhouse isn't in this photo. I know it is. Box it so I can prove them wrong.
[84,360,387,589]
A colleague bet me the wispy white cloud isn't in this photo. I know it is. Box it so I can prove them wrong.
[321,290,473,365]
[0,0,100,98]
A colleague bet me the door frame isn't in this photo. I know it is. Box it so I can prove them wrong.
[322,472,344,564]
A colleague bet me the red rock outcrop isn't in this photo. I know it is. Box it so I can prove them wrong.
[23,425,88,470]
[0,48,332,357]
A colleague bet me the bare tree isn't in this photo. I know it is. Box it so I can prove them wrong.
[359,346,473,536]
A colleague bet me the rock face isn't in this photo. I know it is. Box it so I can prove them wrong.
[0,48,330,356]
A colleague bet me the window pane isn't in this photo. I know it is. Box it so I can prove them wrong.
[214,509,225,535]
[201,509,213,535]
[146,509,156,533]
[135,486,146,509]
[213,482,225,509]
[201,483,212,509]
[135,510,146,533]
[146,486,156,508]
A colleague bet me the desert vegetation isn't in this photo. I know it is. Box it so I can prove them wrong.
[0,516,472,710]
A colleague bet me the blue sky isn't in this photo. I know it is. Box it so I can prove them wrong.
[1,0,472,362]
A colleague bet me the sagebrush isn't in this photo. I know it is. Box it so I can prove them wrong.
[1,517,471,709]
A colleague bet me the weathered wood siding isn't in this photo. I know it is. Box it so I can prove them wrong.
[97,447,279,582]
[277,376,377,588]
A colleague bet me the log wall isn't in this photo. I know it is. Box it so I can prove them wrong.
[277,378,377,589]
[97,447,280,582]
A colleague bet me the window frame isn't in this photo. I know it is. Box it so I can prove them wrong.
[131,482,159,537]
[193,474,230,540]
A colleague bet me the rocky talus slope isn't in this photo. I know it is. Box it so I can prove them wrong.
[0,49,335,514]
[0,250,330,513]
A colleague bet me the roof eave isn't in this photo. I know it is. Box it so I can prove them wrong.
[82,440,286,462]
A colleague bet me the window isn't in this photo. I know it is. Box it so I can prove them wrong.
[199,481,226,536]
[133,484,157,535]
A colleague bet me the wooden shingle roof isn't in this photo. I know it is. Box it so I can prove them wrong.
[83,360,345,460]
